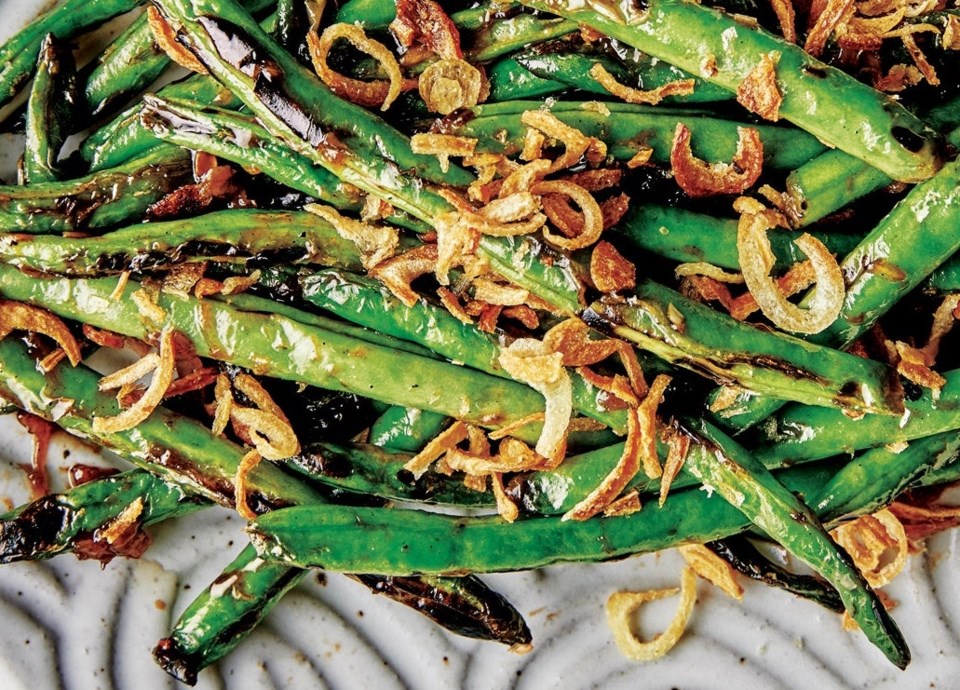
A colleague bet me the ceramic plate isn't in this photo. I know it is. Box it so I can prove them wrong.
[1,2,959,688]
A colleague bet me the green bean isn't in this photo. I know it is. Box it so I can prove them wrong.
[80,0,273,123]
[153,0,471,189]
[247,451,914,664]
[349,572,532,646]
[141,97,367,212]
[807,159,960,346]
[679,418,908,668]
[0,146,192,233]
[754,369,960,466]
[0,0,142,112]
[133,15,589,315]
[81,10,167,120]
[0,209,364,276]
[925,255,960,292]
[516,52,731,103]
[245,462,827,573]
[468,15,577,63]
[157,554,534,682]
[147,96,585,314]
[475,233,584,315]
[612,204,863,271]
[154,547,306,686]
[335,0,519,31]
[587,280,901,416]
[706,538,844,613]
[456,101,827,170]
[369,407,452,452]
[300,269,630,432]
[519,0,942,183]
[811,432,960,526]
[275,0,308,57]
[22,34,77,184]
[784,125,958,228]
[0,267,549,442]
[288,442,491,507]
[0,469,202,563]
[81,75,238,171]
[711,157,960,431]
[784,150,899,229]
[212,290,442,360]
[488,56,566,102]
[333,0,398,25]
[0,340,325,511]
[0,335,530,678]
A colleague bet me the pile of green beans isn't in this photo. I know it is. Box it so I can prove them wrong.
[0,0,958,683]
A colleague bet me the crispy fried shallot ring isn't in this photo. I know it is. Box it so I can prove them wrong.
[894,341,946,392]
[419,58,485,115]
[670,124,764,198]
[520,111,602,173]
[659,427,691,507]
[410,133,478,173]
[805,0,856,57]
[606,567,698,661]
[0,300,82,366]
[499,338,572,463]
[736,203,844,334]
[148,6,208,74]
[591,241,637,293]
[93,326,175,434]
[403,421,469,478]
[638,375,671,479]
[678,544,744,599]
[234,449,263,520]
[370,244,439,306]
[532,180,604,251]
[770,0,797,41]
[563,407,642,521]
[675,262,745,283]
[310,23,405,110]
[831,509,908,587]
[602,490,642,517]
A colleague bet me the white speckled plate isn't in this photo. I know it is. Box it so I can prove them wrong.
[2,2,960,688]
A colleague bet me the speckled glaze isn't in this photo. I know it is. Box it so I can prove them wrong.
[2,2,960,688]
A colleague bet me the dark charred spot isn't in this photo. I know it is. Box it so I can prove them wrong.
[153,637,200,686]
[0,498,73,563]
[196,16,282,81]
[151,446,284,515]
[253,74,349,156]
[580,305,617,333]
[430,108,478,136]
[801,64,829,79]
[837,380,861,401]
[891,126,927,153]
[901,378,924,401]
[290,449,352,479]
[350,574,532,645]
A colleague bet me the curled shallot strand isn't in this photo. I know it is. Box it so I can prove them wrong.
[670,124,764,198]
[736,203,844,334]
[309,23,406,110]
